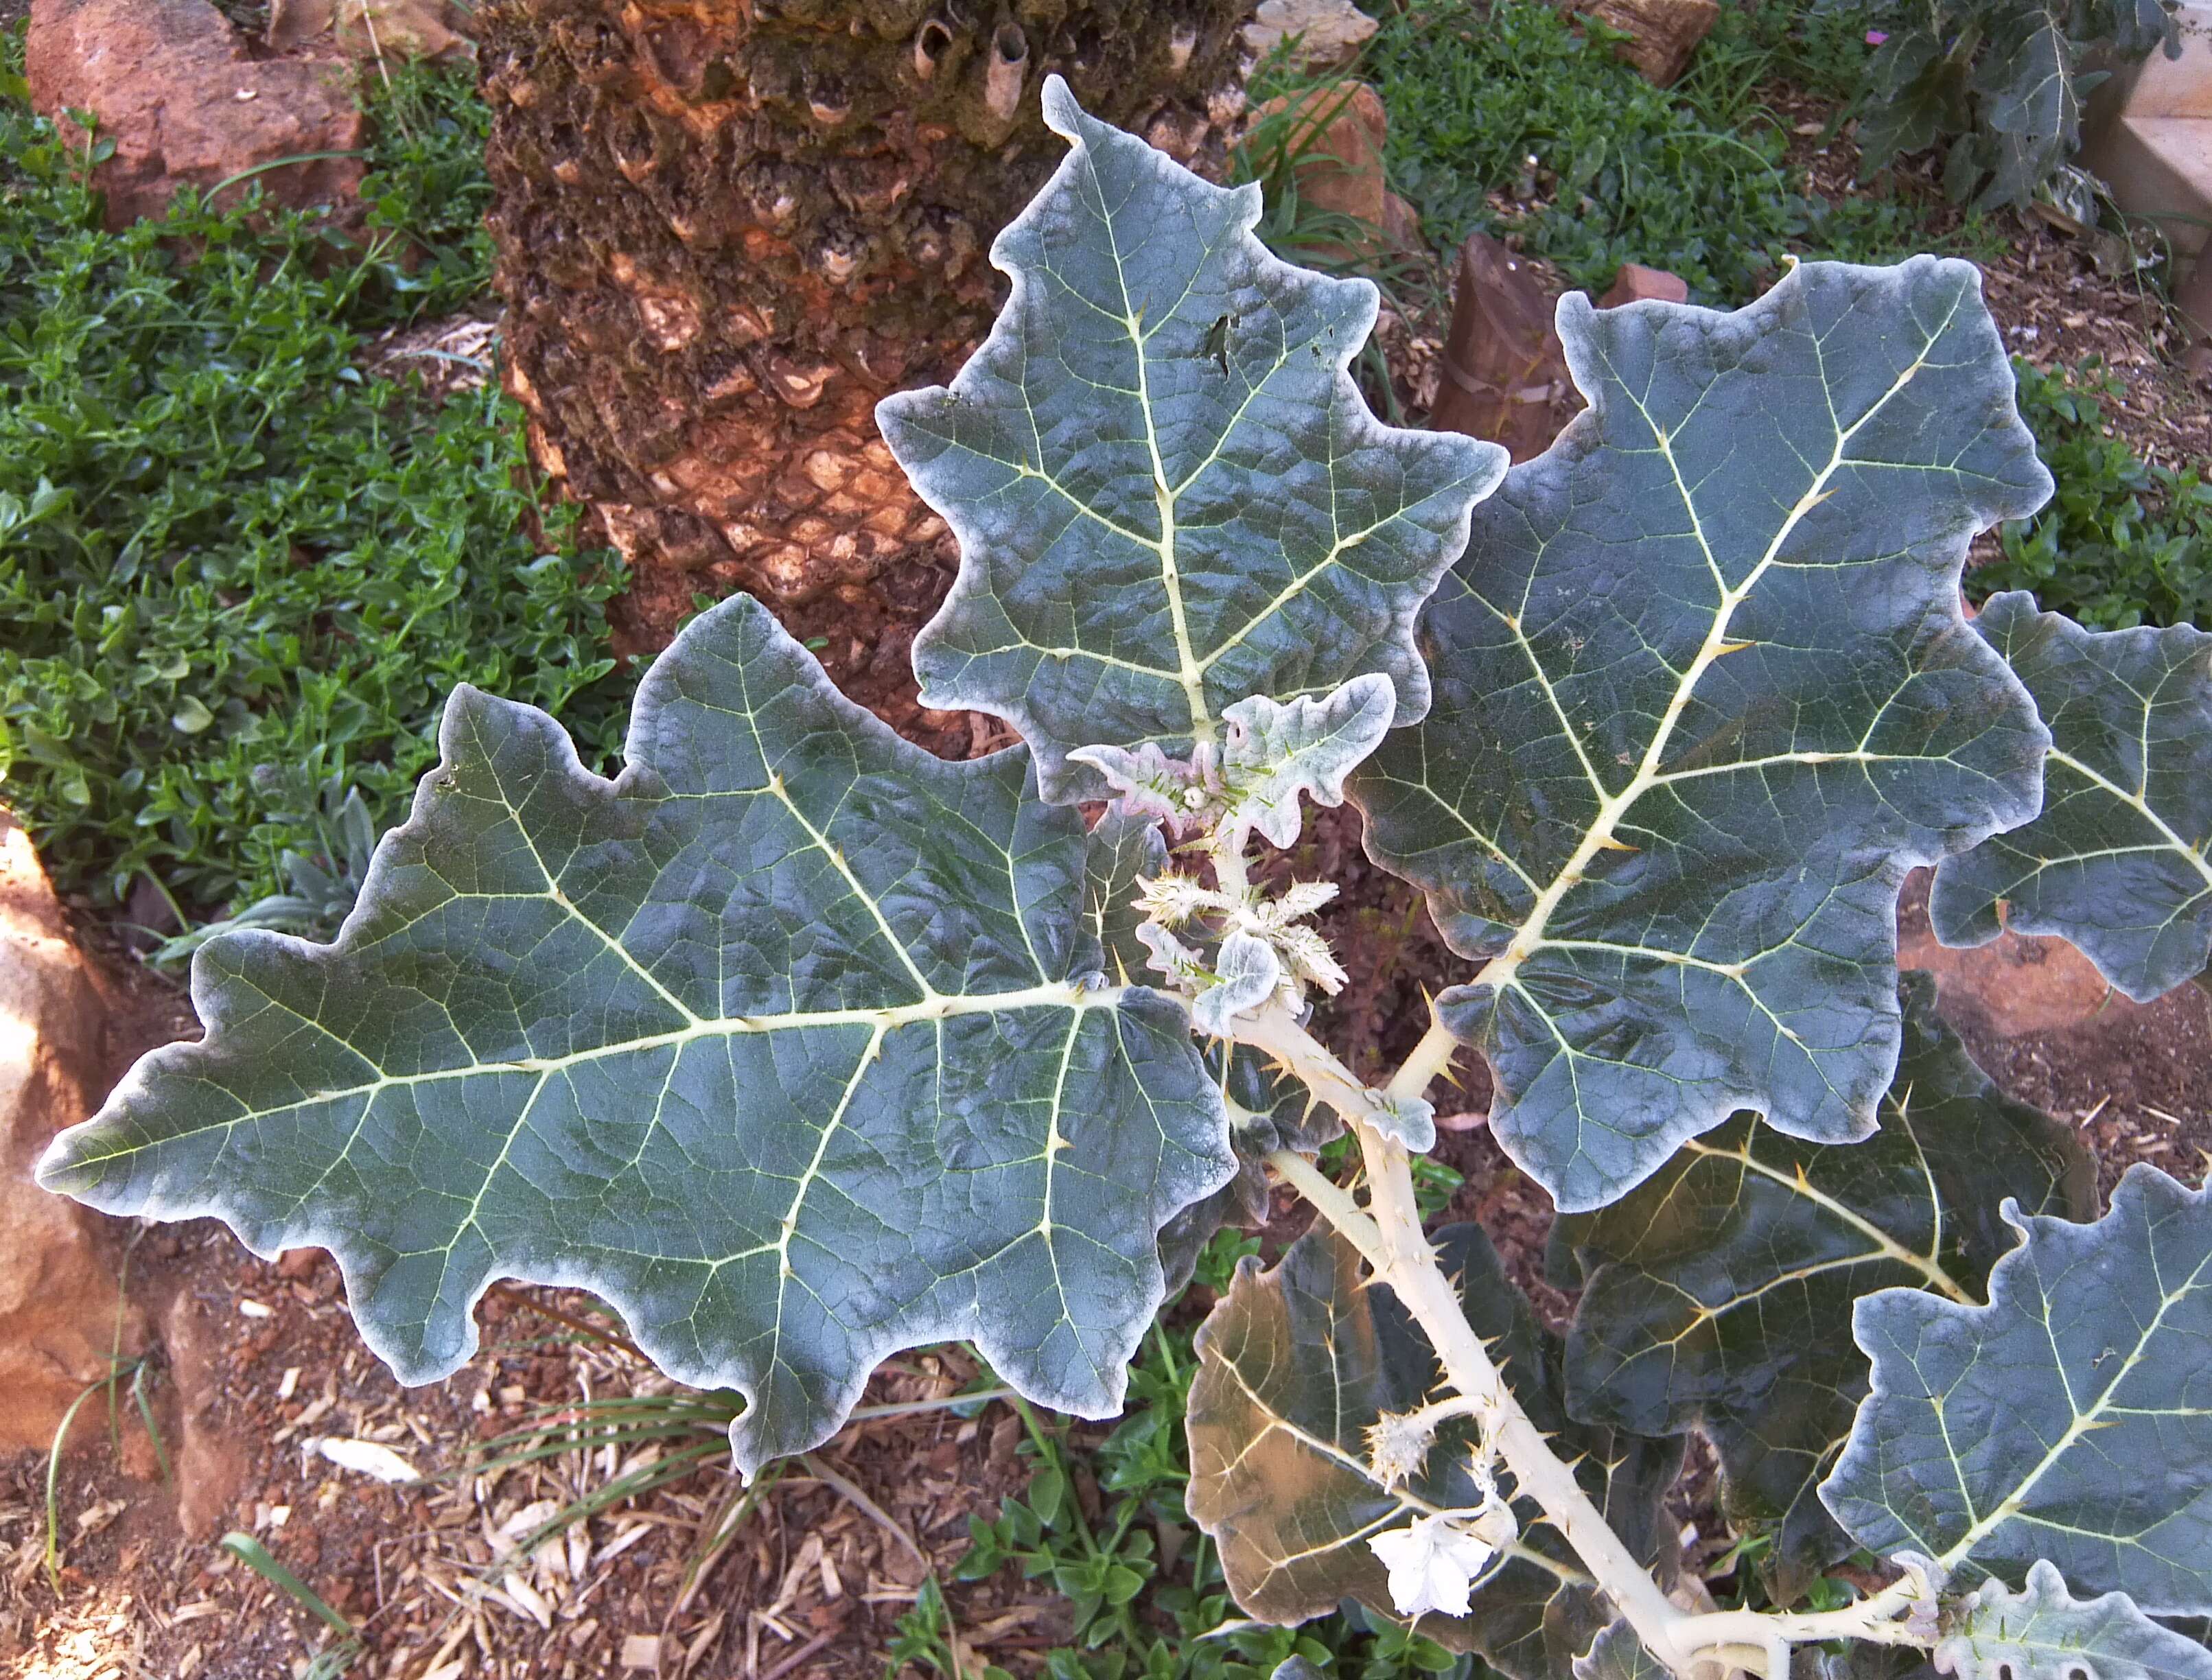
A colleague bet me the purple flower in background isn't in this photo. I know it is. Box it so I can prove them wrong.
[1866,29,1888,43]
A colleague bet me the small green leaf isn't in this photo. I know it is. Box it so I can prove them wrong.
[1186,1224,1679,1680]
[1933,594,2212,1003]
[1352,257,2051,1212]
[1556,975,2093,1602]
[1823,1165,2212,1611]
[881,76,1502,802]
[170,695,215,735]
[1935,1561,2212,1680]
[40,596,1234,1474]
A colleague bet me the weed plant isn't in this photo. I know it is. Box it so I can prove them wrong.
[1972,359,2212,629]
[0,39,631,919]
[890,1232,1476,1680]
[1362,0,1973,302]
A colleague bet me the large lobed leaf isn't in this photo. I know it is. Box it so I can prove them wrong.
[1823,1164,2212,1612]
[1353,257,2052,1212]
[1554,974,2093,1602]
[881,75,1502,804]
[1934,1561,2212,1680]
[1933,592,2212,1002]
[38,596,1234,1473]
[1186,1224,1680,1680]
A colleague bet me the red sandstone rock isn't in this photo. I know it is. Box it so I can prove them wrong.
[1569,0,1720,86]
[27,0,364,230]
[267,0,469,60]
[1598,263,1691,310]
[0,811,144,1454]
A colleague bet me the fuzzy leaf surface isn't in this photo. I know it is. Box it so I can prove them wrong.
[882,76,1502,802]
[1352,257,2051,1212]
[1216,675,1398,848]
[1079,806,1310,1291]
[1823,1165,2212,1610]
[38,596,1234,1474]
[1573,1621,1671,1680]
[1932,593,2212,1001]
[1935,1561,2212,1680]
[1187,1224,1679,1680]
[1555,974,2093,1600]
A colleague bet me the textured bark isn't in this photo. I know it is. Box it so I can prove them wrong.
[480,0,1251,681]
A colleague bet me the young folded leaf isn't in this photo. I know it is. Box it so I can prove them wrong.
[38,596,1234,1474]
[1823,1165,2212,1611]
[881,75,1503,803]
[1554,974,2093,1602]
[1078,804,1323,1292]
[1932,594,2212,1001]
[1186,1224,1681,1680]
[1073,674,1397,850]
[1352,257,2052,1212]
[1935,1561,2212,1680]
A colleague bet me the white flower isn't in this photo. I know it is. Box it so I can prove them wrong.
[1368,1512,1504,1619]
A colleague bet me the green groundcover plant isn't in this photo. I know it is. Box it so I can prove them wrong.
[41,81,2212,1680]
[1972,357,2212,631]
[0,44,627,920]
[1821,0,2178,210]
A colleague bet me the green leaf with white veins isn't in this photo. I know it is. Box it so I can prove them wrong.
[880,75,1503,804]
[1822,1165,2212,1611]
[1073,674,1397,848]
[1932,593,2212,1002]
[1935,1561,2212,1680]
[1351,257,2052,1213]
[37,594,1234,1475]
[1186,1223,1681,1680]
[1554,973,2095,1605]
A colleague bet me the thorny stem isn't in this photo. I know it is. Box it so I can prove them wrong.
[1386,1006,1462,1103]
[1239,1005,1931,1680]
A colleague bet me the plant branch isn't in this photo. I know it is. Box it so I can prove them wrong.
[1670,1584,1924,1663]
[1265,1147,1386,1265]
[1238,1003,1933,1680]
[1351,1112,1695,1672]
[1231,999,1394,1128]
[1386,1006,1461,1102]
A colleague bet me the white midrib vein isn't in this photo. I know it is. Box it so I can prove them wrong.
[1473,318,1954,998]
[2047,745,2212,890]
[61,981,1118,1168]
[1931,1235,2212,1572]
[1093,174,1214,746]
[1683,1123,1975,1304]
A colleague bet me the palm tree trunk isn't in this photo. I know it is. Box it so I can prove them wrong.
[478,0,1249,734]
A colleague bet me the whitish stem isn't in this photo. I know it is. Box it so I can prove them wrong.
[1231,999,1391,1128]
[1387,1006,1462,1102]
[1244,1006,1931,1680]
[1211,819,1252,898]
